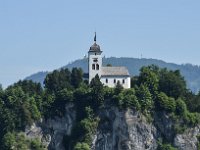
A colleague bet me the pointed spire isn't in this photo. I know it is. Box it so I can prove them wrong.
[94,32,96,42]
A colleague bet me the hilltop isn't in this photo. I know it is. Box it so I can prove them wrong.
[25,57,200,93]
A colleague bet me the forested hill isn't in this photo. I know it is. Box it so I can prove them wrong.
[25,57,200,93]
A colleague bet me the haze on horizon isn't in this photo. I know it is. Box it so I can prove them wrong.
[0,0,200,88]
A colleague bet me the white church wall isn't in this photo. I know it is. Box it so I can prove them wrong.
[88,51,102,83]
[101,76,131,89]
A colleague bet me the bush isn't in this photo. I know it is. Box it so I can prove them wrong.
[156,92,176,112]
[157,142,177,150]
[113,89,140,110]
[136,84,153,111]
[74,142,90,150]
[176,98,187,116]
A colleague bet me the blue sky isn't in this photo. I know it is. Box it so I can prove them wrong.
[0,0,200,88]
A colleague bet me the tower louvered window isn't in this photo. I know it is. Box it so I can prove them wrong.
[92,64,95,70]
[96,64,99,70]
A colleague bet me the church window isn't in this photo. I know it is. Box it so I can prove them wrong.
[106,78,108,83]
[92,64,95,70]
[114,79,116,83]
[123,79,125,84]
[96,64,99,70]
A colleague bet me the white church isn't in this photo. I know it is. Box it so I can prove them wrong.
[87,33,131,89]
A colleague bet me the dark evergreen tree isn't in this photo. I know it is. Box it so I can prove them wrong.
[159,69,186,99]
[71,68,83,88]
[90,74,104,108]
[44,68,72,93]
[115,81,123,94]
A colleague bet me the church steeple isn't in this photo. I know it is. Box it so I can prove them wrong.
[89,32,101,52]
[88,32,102,83]
[94,32,96,43]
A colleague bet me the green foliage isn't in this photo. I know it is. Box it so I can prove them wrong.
[74,142,90,150]
[114,81,123,94]
[48,89,74,117]
[26,57,200,93]
[103,86,114,99]
[2,132,16,150]
[90,74,104,108]
[44,68,72,93]
[1,87,41,131]
[138,65,159,96]
[159,69,186,99]
[67,107,99,149]
[156,92,176,112]
[113,88,140,109]
[175,98,187,116]
[1,65,200,149]
[183,112,200,126]
[184,91,200,113]
[2,132,45,150]
[44,68,83,93]
[10,80,43,96]
[71,68,83,88]
[136,84,153,111]
[30,138,46,150]
[157,142,177,150]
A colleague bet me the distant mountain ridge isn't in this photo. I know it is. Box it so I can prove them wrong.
[25,57,200,93]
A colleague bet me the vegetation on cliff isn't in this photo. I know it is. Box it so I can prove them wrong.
[0,65,200,149]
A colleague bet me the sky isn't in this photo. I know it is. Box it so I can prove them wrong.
[0,0,200,88]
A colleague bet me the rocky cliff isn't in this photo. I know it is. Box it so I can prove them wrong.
[24,104,200,150]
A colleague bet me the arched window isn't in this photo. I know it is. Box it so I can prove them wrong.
[123,79,125,84]
[96,64,99,70]
[106,78,108,83]
[92,64,95,70]
[114,79,116,83]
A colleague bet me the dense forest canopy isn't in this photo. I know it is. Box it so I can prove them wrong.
[1,66,200,150]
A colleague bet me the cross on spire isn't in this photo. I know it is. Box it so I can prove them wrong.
[94,32,96,42]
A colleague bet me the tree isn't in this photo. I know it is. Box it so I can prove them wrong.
[115,81,123,94]
[90,74,104,108]
[176,98,187,116]
[136,84,153,111]
[71,68,83,88]
[156,92,176,112]
[10,80,43,96]
[137,66,159,98]
[159,69,186,99]
[2,132,16,150]
[44,68,72,93]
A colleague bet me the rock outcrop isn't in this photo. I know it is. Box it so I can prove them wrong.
[93,107,159,150]
[174,125,200,150]
[25,103,76,150]
[25,104,200,150]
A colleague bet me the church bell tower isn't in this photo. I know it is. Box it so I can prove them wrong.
[88,32,102,83]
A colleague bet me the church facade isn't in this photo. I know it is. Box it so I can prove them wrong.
[88,33,131,89]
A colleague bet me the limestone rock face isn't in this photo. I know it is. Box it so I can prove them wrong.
[25,103,76,150]
[25,104,200,150]
[93,107,159,150]
[174,125,200,150]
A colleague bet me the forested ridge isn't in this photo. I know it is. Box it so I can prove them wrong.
[26,57,200,93]
[1,66,200,150]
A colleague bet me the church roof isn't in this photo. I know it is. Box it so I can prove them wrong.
[89,43,101,52]
[101,67,130,77]
[89,32,102,52]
